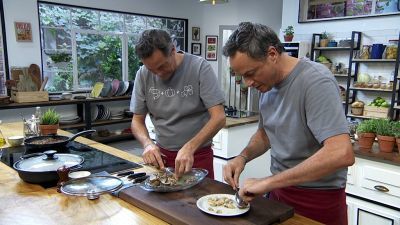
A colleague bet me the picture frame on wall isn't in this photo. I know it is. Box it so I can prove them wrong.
[192,27,200,41]
[191,43,201,56]
[205,35,218,61]
[14,22,32,42]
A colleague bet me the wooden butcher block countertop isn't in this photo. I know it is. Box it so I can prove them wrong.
[0,122,320,225]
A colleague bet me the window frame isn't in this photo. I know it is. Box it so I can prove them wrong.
[38,1,188,93]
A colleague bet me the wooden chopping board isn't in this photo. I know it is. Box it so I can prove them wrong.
[119,178,294,225]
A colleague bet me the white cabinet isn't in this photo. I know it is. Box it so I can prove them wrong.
[347,196,400,225]
[346,157,400,224]
[212,122,271,185]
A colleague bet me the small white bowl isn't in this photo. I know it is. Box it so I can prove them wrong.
[61,92,73,100]
[7,136,24,147]
[68,171,91,179]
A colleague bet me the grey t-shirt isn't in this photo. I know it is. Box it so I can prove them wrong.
[131,52,225,150]
[259,58,349,189]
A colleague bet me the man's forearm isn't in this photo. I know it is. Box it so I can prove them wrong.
[240,128,270,163]
[131,115,154,148]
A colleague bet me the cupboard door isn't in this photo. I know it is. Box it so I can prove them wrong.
[213,157,227,183]
[358,209,394,225]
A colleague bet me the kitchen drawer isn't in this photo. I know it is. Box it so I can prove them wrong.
[361,166,400,198]
[212,131,222,150]
[212,123,258,159]
[347,165,356,185]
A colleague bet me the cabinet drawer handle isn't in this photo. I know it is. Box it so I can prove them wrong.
[374,185,389,192]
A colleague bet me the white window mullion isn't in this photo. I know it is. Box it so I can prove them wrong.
[71,29,78,91]
[122,34,128,82]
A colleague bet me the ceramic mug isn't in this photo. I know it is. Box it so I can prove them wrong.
[370,44,386,59]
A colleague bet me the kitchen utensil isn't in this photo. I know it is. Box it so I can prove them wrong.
[234,188,249,209]
[117,171,135,177]
[140,167,208,192]
[24,129,95,151]
[68,170,91,179]
[13,150,84,185]
[39,77,48,91]
[127,172,146,180]
[197,193,250,216]
[60,175,123,200]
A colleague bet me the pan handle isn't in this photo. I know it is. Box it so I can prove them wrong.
[68,130,96,142]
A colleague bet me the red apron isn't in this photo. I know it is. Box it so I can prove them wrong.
[158,145,214,179]
[269,186,347,225]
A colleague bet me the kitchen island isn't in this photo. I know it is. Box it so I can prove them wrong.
[0,122,320,225]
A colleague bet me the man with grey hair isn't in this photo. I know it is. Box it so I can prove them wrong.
[222,22,354,225]
[130,29,225,179]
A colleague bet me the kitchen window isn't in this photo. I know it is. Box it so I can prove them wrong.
[38,2,187,93]
[299,0,400,22]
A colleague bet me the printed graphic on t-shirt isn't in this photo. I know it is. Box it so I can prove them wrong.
[149,85,193,100]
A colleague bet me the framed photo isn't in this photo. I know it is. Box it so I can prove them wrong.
[14,22,32,42]
[192,27,200,41]
[191,43,201,56]
[205,35,218,61]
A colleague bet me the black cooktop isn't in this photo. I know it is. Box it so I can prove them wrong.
[0,141,141,178]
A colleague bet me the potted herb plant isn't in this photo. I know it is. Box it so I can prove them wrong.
[356,119,376,151]
[393,121,400,151]
[319,31,329,47]
[40,108,60,135]
[283,26,294,42]
[375,119,395,153]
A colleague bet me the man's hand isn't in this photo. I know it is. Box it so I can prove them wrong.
[142,143,165,169]
[223,156,246,190]
[239,177,266,203]
[174,147,194,178]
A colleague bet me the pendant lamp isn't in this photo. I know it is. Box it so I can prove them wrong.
[199,0,229,5]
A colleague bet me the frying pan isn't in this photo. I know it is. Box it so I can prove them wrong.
[24,130,96,150]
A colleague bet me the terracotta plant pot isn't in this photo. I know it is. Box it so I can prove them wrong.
[396,137,400,151]
[40,124,59,135]
[377,135,395,153]
[284,35,293,42]
[357,132,375,151]
[320,39,329,47]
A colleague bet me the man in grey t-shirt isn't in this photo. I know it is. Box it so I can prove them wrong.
[130,29,225,179]
[222,22,354,225]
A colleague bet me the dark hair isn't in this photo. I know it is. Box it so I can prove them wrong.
[135,29,174,59]
[222,22,285,60]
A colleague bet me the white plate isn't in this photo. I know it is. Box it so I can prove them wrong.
[196,194,250,217]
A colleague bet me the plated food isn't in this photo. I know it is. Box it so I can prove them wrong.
[197,194,250,216]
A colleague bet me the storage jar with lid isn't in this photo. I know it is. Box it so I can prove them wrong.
[386,39,398,59]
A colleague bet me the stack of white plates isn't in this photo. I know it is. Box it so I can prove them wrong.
[110,110,124,120]
[60,115,81,125]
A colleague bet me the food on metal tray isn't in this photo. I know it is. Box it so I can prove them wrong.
[148,170,196,187]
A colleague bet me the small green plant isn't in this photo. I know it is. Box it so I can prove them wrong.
[284,26,294,36]
[356,119,376,134]
[392,121,400,138]
[49,52,72,63]
[375,119,395,136]
[40,108,60,125]
[320,31,329,39]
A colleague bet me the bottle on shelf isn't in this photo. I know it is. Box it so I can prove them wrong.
[34,106,42,135]
[0,120,6,147]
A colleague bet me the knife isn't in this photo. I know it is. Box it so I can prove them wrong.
[116,171,135,177]
[132,175,149,184]
[127,172,146,180]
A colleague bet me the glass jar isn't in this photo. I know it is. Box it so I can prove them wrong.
[386,40,398,59]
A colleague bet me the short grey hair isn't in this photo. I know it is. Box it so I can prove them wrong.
[135,29,174,59]
[223,22,285,60]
